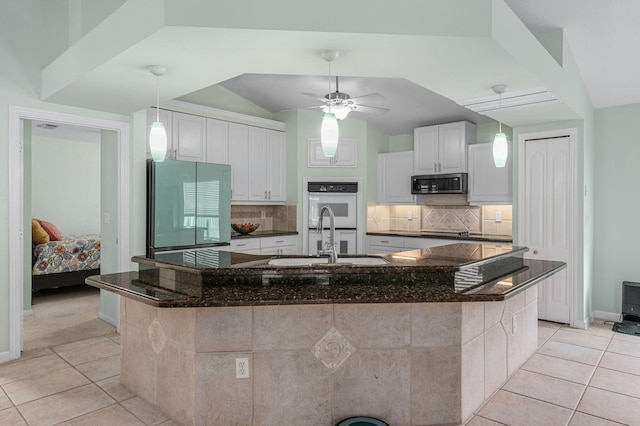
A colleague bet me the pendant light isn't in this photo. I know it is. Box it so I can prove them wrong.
[320,50,339,157]
[492,84,509,168]
[148,65,168,162]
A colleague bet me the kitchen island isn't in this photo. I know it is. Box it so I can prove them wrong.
[87,244,564,426]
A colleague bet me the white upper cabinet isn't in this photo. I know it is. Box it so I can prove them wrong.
[172,112,207,161]
[266,130,286,202]
[413,121,476,175]
[148,107,286,204]
[248,126,268,201]
[308,138,357,167]
[228,123,250,201]
[206,118,229,164]
[231,125,286,203]
[467,141,512,205]
[378,151,416,204]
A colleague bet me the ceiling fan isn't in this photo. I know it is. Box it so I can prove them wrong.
[303,50,389,120]
[302,76,389,120]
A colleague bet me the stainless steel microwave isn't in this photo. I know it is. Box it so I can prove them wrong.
[411,173,468,194]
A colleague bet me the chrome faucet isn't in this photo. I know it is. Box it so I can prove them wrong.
[317,205,338,263]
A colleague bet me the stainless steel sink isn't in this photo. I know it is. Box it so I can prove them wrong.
[268,256,388,267]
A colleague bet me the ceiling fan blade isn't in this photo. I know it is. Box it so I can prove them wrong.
[349,93,386,103]
[352,104,390,114]
[301,92,328,102]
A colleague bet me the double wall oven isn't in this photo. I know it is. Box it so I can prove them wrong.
[307,182,358,255]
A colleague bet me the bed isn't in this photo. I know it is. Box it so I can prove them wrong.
[32,234,101,291]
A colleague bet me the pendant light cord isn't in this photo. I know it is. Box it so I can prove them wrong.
[328,60,332,113]
[498,91,502,133]
[156,75,160,122]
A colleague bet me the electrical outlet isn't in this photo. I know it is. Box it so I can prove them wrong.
[512,315,518,334]
[495,212,502,223]
[104,213,111,224]
[407,211,412,221]
[261,210,266,219]
[236,357,249,379]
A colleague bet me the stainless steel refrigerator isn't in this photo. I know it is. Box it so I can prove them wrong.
[146,159,231,255]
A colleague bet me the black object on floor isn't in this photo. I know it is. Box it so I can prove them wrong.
[336,417,390,426]
[613,321,640,336]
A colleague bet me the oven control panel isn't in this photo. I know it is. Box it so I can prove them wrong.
[308,182,358,193]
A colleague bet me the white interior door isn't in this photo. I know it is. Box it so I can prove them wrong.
[522,136,573,323]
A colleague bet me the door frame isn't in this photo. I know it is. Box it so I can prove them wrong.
[7,106,131,361]
[517,127,578,327]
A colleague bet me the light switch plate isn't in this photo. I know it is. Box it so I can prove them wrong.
[495,212,502,223]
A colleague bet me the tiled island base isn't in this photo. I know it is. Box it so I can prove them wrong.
[120,286,539,426]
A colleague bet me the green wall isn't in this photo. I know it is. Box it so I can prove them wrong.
[31,135,101,235]
[593,104,640,314]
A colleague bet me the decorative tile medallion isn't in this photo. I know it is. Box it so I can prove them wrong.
[148,318,166,354]
[312,327,355,369]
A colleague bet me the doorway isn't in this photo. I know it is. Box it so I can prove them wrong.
[7,106,131,362]
[517,129,577,325]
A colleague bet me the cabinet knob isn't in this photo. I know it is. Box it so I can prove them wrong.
[533,250,539,255]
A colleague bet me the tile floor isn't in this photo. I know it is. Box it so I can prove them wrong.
[466,320,640,426]
[1,318,639,425]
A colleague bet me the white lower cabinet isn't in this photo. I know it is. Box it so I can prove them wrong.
[368,235,511,253]
[217,235,298,255]
[367,235,404,254]
[228,238,261,254]
[260,235,298,255]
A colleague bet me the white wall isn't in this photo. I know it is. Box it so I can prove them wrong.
[31,135,101,235]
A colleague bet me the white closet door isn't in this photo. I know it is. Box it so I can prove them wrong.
[523,136,572,323]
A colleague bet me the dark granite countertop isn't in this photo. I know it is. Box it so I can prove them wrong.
[87,243,565,308]
[367,231,513,243]
[231,230,298,240]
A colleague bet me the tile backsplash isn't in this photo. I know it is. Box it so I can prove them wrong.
[231,205,297,232]
[368,204,512,237]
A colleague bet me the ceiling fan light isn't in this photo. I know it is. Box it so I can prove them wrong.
[320,112,339,157]
[493,132,508,167]
[331,104,351,120]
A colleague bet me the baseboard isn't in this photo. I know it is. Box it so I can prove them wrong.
[593,310,621,322]
[98,312,118,328]
[23,309,33,317]
[0,350,12,364]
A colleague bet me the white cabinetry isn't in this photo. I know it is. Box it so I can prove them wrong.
[467,142,512,205]
[367,235,404,254]
[146,109,207,161]
[172,112,207,161]
[206,118,229,164]
[367,234,510,253]
[228,123,250,201]
[413,121,476,174]
[218,235,298,255]
[260,235,298,255]
[247,128,286,202]
[308,138,357,167]
[148,107,287,204]
[378,151,416,204]
[228,238,261,254]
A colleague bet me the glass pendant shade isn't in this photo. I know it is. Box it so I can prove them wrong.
[320,112,339,157]
[493,132,508,167]
[325,104,351,120]
[149,121,168,162]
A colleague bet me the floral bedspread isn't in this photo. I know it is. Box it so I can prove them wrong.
[32,234,101,275]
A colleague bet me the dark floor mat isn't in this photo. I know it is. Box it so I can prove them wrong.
[612,321,640,336]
